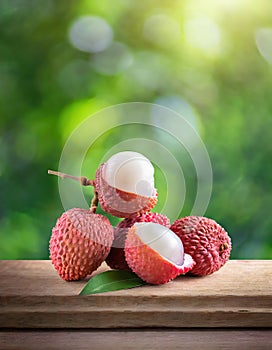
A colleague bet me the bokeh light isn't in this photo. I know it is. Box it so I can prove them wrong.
[154,96,201,134]
[69,16,113,53]
[126,51,171,91]
[255,28,272,64]
[184,17,221,53]
[92,42,133,76]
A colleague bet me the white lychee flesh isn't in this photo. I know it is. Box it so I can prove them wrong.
[103,151,155,197]
[133,222,184,266]
[125,222,195,284]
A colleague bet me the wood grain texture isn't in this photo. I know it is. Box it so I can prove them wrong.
[0,330,272,350]
[0,260,271,328]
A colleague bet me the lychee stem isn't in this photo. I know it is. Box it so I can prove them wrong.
[48,169,98,212]
[48,170,94,186]
[90,191,99,214]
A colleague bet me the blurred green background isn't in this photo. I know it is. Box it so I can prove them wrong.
[1,0,272,259]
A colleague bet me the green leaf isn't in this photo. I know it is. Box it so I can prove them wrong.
[79,270,147,295]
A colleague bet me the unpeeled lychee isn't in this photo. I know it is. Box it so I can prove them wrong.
[106,212,171,271]
[50,208,114,281]
[125,222,195,285]
[171,216,231,276]
[94,152,158,218]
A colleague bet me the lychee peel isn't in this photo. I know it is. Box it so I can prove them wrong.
[94,163,157,218]
[118,212,171,229]
[171,216,231,276]
[106,212,171,271]
[50,208,114,281]
[124,225,195,285]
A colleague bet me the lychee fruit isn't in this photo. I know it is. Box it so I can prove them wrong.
[106,212,171,271]
[170,216,231,276]
[50,208,114,281]
[124,222,195,285]
[94,151,158,218]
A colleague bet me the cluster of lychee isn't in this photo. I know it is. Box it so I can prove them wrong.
[49,151,231,285]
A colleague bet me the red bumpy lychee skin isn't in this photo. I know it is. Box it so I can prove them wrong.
[170,216,231,276]
[50,208,114,281]
[124,226,195,285]
[106,212,171,271]
[94,163,158,218]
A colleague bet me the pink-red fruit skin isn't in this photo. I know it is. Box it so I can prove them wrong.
[171,216,231,276]
[50,208,114,281]
[124,226,195,285]
[106,212,171,271]
[94,163,157,218]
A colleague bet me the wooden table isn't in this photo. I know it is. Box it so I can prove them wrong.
[0,260,271,349]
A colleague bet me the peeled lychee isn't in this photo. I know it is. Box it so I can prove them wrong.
[106,212,171,271]
[125,222,195,285]
[50,208,114,281]
[94,151,157,218]
[171,216,231,276]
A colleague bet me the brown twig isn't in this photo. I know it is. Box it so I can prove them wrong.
[48,169,99,212]
[48,170,94,186]
[90,191,99,214]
